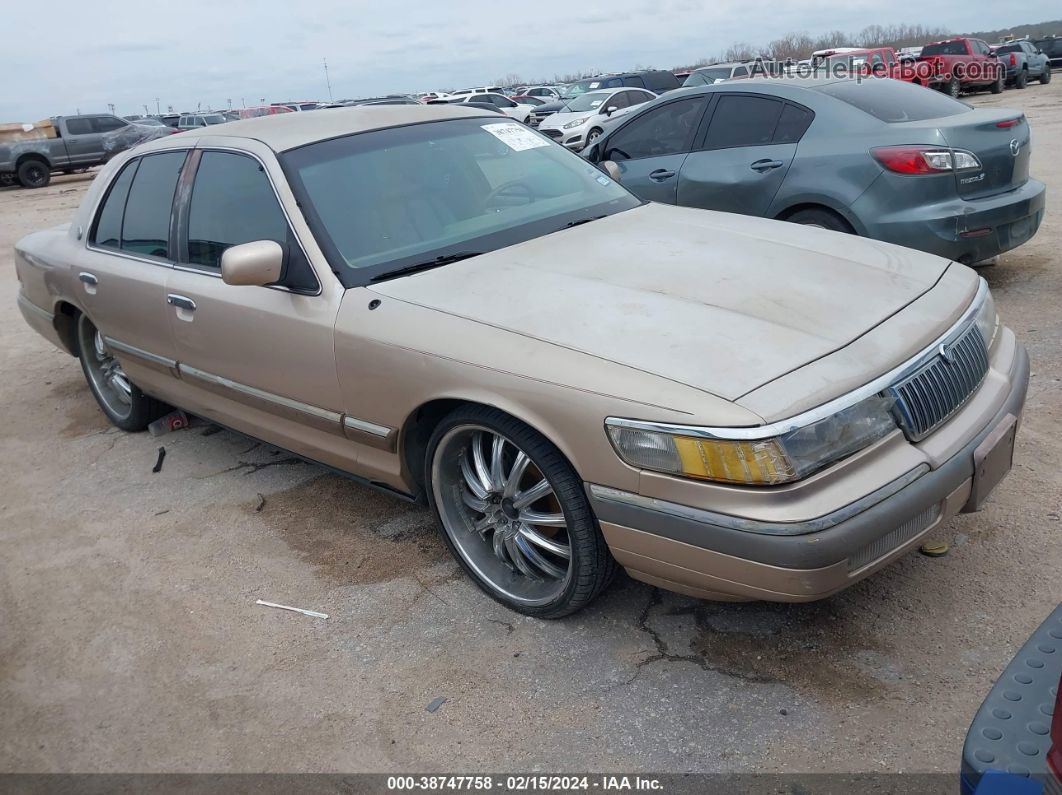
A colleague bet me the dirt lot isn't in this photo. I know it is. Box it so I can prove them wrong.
[1,81,1060,776]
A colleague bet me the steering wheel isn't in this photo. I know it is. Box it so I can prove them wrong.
[481,180,535,211]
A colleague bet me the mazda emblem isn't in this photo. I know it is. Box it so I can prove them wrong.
[1010,139,1020,157]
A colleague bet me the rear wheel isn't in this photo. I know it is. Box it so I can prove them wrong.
[785,207,854,234]
[76,313,168,431]
[16,159,50,189]
[426,405,616,618]
[990,74,1004,94]
[944,77,961,98]
[1014,69,1028,89]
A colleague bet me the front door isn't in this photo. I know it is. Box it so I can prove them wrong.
[164,144,349,467]
[600,95,709,204]
[61,117,105,167]
[76,150,186,395]
[677,93,797,217]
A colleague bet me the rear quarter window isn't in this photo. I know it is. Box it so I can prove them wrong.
[816,79,972,123]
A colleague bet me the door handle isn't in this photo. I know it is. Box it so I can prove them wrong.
[751,159,784,172]
[78,272,98,286]
[649,169,676,182]
[166,294,197,312]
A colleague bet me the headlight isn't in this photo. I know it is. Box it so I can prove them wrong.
[973,285,998,349]
[606,396,897,486]
[563,117,589,129]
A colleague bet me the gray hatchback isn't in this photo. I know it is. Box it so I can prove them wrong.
[581,78,1045,264]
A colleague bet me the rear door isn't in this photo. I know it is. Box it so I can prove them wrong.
[61,117,103,166]
[600,95,709,204]
[78,150,186,393]
[164,143,348,460]
[676,93,798,217]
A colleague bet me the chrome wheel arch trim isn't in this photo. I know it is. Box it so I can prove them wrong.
[606,278,989,442]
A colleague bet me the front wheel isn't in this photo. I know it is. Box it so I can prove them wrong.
[1014,70,1027,89]
[76,313,168,431]
[990,74,1004,94]
[586,128,603,145]
[16,159,50,189]
[426,405,616,618]
[1040,68,1051,85]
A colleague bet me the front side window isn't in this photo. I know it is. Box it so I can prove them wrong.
[185,151,316,290]
[605,96,707,160]
[704,95,783,149]
[282,118,638,285]
[120,152,185,258]
[624,76,646,88]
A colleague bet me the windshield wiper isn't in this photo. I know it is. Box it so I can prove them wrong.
[563,215,608,230]
[370,251,482,283]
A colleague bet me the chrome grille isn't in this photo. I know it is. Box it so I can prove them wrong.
[886,323,989,441]
[848,505,940,572]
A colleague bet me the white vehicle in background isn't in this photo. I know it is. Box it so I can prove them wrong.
[523,85,565,100]
[418,92,453,103]
[449,86,504,97]
[536,87,655,149]
[446,93,536,123]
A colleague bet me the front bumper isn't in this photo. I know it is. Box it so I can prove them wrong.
[960,603,1062,794]
[537,127,585,149]
[588,340,1029,602]
[856,177,1046,264]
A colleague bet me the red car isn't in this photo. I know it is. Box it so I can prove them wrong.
[822,47,930,86]
[917,37,1005,97]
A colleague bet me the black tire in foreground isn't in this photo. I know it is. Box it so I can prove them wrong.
[990,74,1004,94]
[425,404,617,618]
[76,312,168,432]
[16,158,50,189]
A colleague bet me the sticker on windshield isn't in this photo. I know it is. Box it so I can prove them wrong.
[589,82,600,88]
[482,123,550,151]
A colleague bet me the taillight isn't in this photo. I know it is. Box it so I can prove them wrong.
[871,145,981,174]
[1009,54,1017,65]
[996,118,1021,128]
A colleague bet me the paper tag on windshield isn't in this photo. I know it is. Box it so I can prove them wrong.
[482,123,550,151]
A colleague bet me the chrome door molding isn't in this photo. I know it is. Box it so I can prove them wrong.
[102,335,179,376]
[342,415,397,451]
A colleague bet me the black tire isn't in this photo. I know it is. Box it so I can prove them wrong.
[586,128,603,145]
[1041,68,1051,85]
[1014,69,1027,89]
[76,312,168,432]
[16,159,50,189]
[990,74,1004,94]
[785,207,854,234]
[945,77,961,98]
[425,404,617,619]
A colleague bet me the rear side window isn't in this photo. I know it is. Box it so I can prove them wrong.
[121,151,185,258]
[704,95,782,149]
[606,96,708,160]
[624,76,646,88]
[773,103,815,143]
[816,79,972,122]
[185,151,316,290]
[65,118,93,135]
[93,161,138,249]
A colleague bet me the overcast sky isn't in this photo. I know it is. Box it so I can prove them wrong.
[3,0,1057,119]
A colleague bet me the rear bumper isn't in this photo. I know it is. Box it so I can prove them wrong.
[857,177,1046,263]
[588,340,1029,602]
[960,603,1062,794]
[17,291,66,352]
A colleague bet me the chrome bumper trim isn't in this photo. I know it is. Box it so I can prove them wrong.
[588,464,929,536]
[343,416,391,437]
[17,294,54,322]
[103,336,178,369]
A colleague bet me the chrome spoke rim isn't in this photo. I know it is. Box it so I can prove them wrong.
[433,424,574,605]
[78,320,134,419]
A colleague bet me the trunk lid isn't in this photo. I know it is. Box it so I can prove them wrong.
[938,109,1031,200]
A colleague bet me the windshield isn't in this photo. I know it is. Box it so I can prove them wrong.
[561,79,604,98]
[203,114,226,125]
[684,68,731,85]
[565,91,609,112]
[282,117,638,285]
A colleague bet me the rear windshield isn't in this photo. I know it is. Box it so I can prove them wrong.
[816,79,972,123]
[993,43,1021,54]
[921,41,968,56]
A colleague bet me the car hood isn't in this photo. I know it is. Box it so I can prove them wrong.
[538,111,594,129]
[368,203,951,403]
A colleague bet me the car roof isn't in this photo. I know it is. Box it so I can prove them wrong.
[138,104,497,153]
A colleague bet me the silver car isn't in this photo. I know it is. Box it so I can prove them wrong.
[536,88,656,149]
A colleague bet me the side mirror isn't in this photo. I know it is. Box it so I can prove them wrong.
[604,106,618,116]
[221,240,284,286]
[601,160,622,182]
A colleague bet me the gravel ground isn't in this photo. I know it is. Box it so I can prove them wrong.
[1,81,1060,775]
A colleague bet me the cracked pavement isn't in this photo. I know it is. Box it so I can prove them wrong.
[1,82,1061,774]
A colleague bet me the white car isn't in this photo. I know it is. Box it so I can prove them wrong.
[449,86,504,97]
[535,88,655,149]
[448,93,535,123]
[523,85,564,100]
